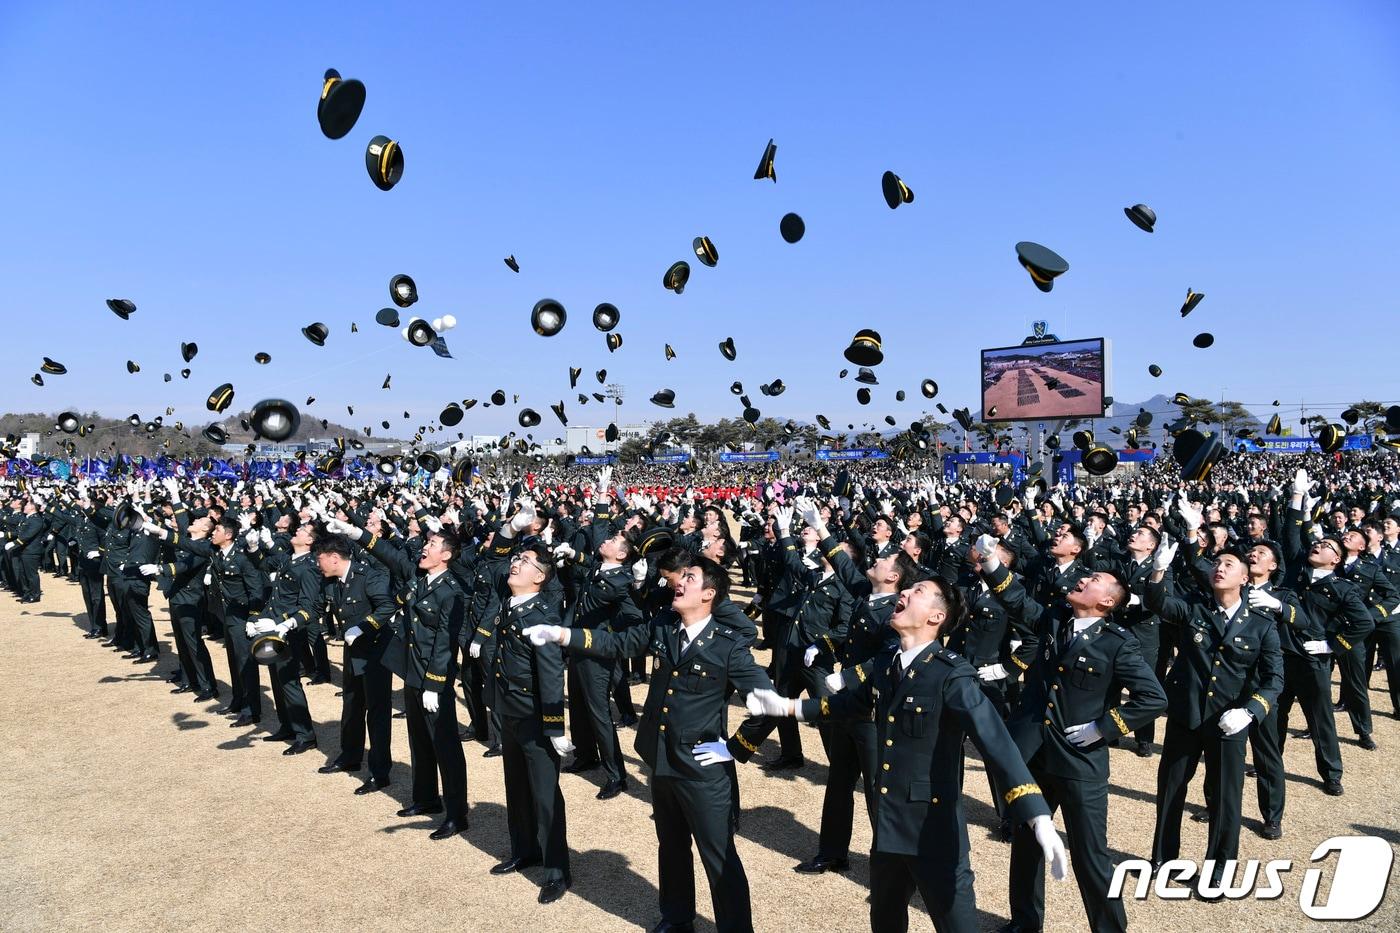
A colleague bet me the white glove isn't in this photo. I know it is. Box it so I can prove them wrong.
[162,477,180,502]
[274,621,294,638]
[523,624,565,646]
[1292,468,1310,498]
[803,645,819,668]
[85,550,99,559]
[975,533,1000,570]
[977,663,1009,682]
[202,573,212,585]
[631,560,648,585]
[1152,540,1179,572]
[598,466,613,490]
[138,563,159,577]
[468,641,482,659]
[550,735,575,756]
[1248,588,1282,612]
[259,527,273,548]
[1065,721,1103,748]
[343,625,363,646]
[323,517,357,536]
[140,521,167,538]
[252,618,278,635]
[508,499,536,533]
[775,506,794,535]
[238,512,253,532]
[1308,524,1324,541]
[3,542,14,551]
[693,740,735,766]
[1218,708,1253,736]
[422,690,440,714]
[1024,486,1040,508]
[795,496,822,530]
[244,621,258,638]
[824,671,844,693]
[1031,814,1069,881]
[1127,593,1142,607]
[244,529,260,550]
[745,688,795,718]
[551,542,577,561]
[46,533,54,542]
[421,514,443,533]
[1176,492,1203,531]
[1303,640,1332,655]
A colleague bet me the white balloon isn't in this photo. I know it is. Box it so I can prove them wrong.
[441,314,457,330]
[400,326,410,341]
[431,317,444,332]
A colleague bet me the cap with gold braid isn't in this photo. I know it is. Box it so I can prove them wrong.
[41,357,66,375]
[207,383,235,414]
[531,299,566,337]
[606,332,623,353]
[1267,414,1281,435]
[1180,288,1205,317]
[317,68,365,140]
[365,135,404,191]
[693,236,718,267]
[718,337,736,361]
[1015,241,1069,292]
[592,303,619,332]
[663,261,690,294]
[664,344,676,361]
[844,329,883,367]
[881,171,914,209]
[754,138,777,182]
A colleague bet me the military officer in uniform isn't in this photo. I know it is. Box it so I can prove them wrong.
[474,506,573,906]
[249,515,323,755]
[1145,543,1284,883]
[975,534,1166,933]
[310,534,398,790]
[747,573,1068,933]
[154,490,219,701]
[73,493,109,639]
[525,556,774,933]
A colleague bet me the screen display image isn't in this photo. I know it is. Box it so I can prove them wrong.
[980,337,1108,422]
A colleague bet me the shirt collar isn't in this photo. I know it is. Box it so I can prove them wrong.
[869,592,897,604]
[1215,600,1243,624]
[1310,567,1333,582]
[678,614,711,643]
[897,641,931,672]
[599,561,622,571]
[509,593,536,608]
[1071,615,1102,635]
[424,568,448,587]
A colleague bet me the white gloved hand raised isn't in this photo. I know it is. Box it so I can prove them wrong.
[1292,468,1310,498]
[803,645,820,668]
[975,533,1000,570]
[1218,708,1253,736]
[775,506,794,536]
[1176,492,1204,531]
[324,517,359,537]
[551,542,577,561]
[977,663,1008,682]
[244,529,260,550]
[1152,540,1179,572]
[522,624,565,646]
[421,690,440,714]
[1065,721,1104,747]
[1248,588,1282,612]
[508,499,536,533]
[1030,815,1069,881]
[631,559,648,586]
[343,625,363,646]
[693,741,735,766]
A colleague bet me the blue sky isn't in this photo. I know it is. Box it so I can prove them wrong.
[3,1,1398,440]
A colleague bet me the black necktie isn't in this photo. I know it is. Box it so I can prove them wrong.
[890,654,904,682]
[1060,622,1076,655]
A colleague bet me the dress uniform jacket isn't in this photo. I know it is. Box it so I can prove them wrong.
[566,612,774,780]
[1144,582,1284,730]
[489,594,569,735]
[981,563,1167,780]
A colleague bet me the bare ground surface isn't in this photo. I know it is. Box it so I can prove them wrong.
[2,575,1397,932]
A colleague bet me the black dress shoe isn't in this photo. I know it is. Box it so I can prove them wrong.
[171,685,192,694]
[615,714,639,728]
[262,730,296,742]
[1245,766,1257,777]
[596,779,628,800]
[1324,780,1344,796]
[1191,809,1211,823]
[483,745,502,758]
[1359,733,1377,750]
[353,780,390,795]
[215,706,239,716]
[83,631,99,639]
[283,740,318,755]
[759,756,805,772]
[490,856,540,875]
[458,725,477,742]
[231,715,258,728]
[132,653,157,663]
[429,819,467,841]
[1298,730,1312,740]
[100,640,118,648]
[1333,700,1348,712]
[1134,741,1154,758]
[121,651,142,659]
[794,856,850,874]
[318,761,361,774]
[397,803,445,818]
[538,876,570,904]
[166,671,184,683]
[563,757,601,774]
[193,691,218,702]
[650,922,695,933]
[392,711,406,719]
[1260,820,1283,840]
[305,675,331,685]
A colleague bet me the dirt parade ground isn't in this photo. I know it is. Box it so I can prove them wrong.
[2,575,1397,932]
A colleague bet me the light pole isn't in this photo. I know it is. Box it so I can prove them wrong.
[606,383,623,452]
